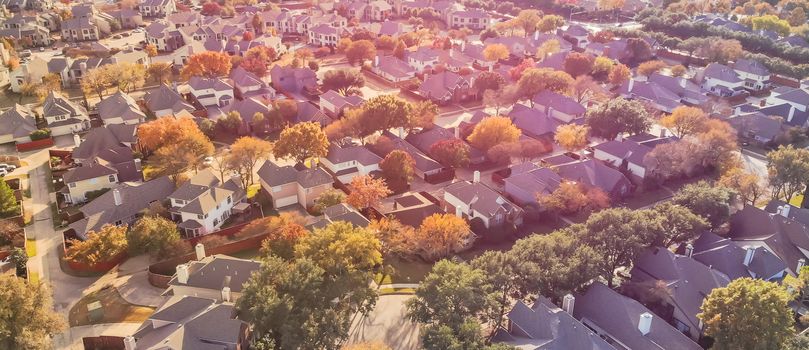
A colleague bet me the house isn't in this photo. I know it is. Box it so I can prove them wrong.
[0,23,51,47]
[65,177,175,240]
[509,104,562,139]
[294,101,332,126]
[0,104,37,144]
[383,191,445,227]
[492,298,615,349]
[573,282,703,350]
[560,24,590,47]
[552,159,632,198]
[405,126,485,164]
[620,79,686,113]
[732,58,770,91]
[768,86,809,115]
[108,8,143,29]
[448,9,493,30]
[60,17,99,41]
[145,20,185,52]
[381,131,445,179]
[418,71,473,104]
[407,47,440,73]
[269,65,319,98]
[41,91,91,136]
[308,23,340,47]
[726,205,809,275]
[10,56,48,93]
[139,0,176,17]
[143,84,195,117]
[320,144,381,184]
[700,63,746,97]
[630,247,731,341]
[310,203,370,229]
[72,124,138,163]
[647,73,710,107]
[532,90,585,123]
[691,231,788,282]
[726,111,785,145]
[371,55,416,83]
[592,140,656,180]
[187,76,234,108]
[167,10,201,29]
[257,161,333,209]
[230,66,275,100]
[96,91,146,126]
[168,170,246,238]
[503,162,562,207]
[129,295,248,349]
[444,177,524,229]
[61,162,120,204]
[167,253,259,301]
[319,90,364,118]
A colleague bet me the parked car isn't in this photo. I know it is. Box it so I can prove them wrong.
[0,169,8,177]
[0,164,17,171]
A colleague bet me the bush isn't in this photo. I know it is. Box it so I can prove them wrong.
[29,128,51,141]
[198,234,230,250]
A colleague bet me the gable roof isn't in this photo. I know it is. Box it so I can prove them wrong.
[381,131,443,173]
[732,58,769,76]
[726,112,784,141]
[62,162,118,183]
[325,144,381,166]
[143,84,194,113]
[727,205,809,274]
[72,125,137,160]
[419,71,468,99]
[168,254,259,292]
[703,63,742,83]
[256,161,332,189]
[533,90,586,116]
[43,90,87,118]
[553,159,631,196]
[96,91,146,123]
[0,104,37,139]
[692,231,787,280]
[509,104,561,137]
[445,180,522,218]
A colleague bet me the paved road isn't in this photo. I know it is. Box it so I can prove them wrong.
[346,295,420,350]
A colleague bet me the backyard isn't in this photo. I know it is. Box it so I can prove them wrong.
[68,286,155,327]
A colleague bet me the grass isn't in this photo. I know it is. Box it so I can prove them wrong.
[25,239,36,257]
[230,247,261,260]
[68,286,155,327]
[375,256,433,285]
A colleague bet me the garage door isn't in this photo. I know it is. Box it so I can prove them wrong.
[274,195,298,208]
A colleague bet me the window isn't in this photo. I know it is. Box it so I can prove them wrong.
[197,214,203,220]
[108,175,116,183]
[69,182,76,188]
[272,187,282,193]
[227,196,231,204]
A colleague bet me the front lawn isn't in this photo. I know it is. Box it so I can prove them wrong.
[68,286,155,327]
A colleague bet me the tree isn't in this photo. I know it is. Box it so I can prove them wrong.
[8,248,27,277]
[0,275,66,350]
[538,181,594,215]
[585,98,651,140]
[379,150,415,187]
[563,52,594,77]
[672,181,734,229]
[358,94,413,133]
[571,75,607,104]
[623,37,653,65]
[659,106,707,138]
[226,136,273,188]
[483,43,509,62]
[393,39,407,59]
[219,111,243,133]
[409,100,439,130]
[376,35,397,51]
[788,7,807,27]
[509,58,537,81]
[180,51,232,79]
[482,86,517,116]
[430,139,470,168]
[751,14,791,36]
[470,251,519,339]
[241,46,277,77]
[295,221,382,275]
[413,214,472,261]
[536,39,560,60]
[368,217,414,258]
[537,14,564,33]
[515,9,542,35]
[150,132,214,179]
[343,342,392,350]
[767,145,809,202]
[670,64,687,77]
[650,202,708,247]
[147,62,172,84]
[65,224,128,265]
[554,124,589,154]
[144,44,158,57]
[0,179,19,218]
[322,69,365,95]
[637,60,667,76]
[294,48,314,67]
[516,68,574,105]
[201,1,221,15]
[591,56,614,78]
[273,122,329,164]
[346,40,377,65]
[137,117,210,156]
[473,71,506,95]
[80,66,112,100]
[346,175,391,209]
[719,167,764,206]
[127,216,183,259]
[237,213,308,259]
[608,63,630,85]
[698,278,794,350]
[467,116,521,151]
[313,189,345,213]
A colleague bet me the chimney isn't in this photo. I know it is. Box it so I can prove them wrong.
[373,55,379,67]
[627,78,634,92]
[79,61,87,73]
[488,64,493,72]
[233,44,240,55]
[782,204,791,218]
[134,158,142,171]
[638,312,653,335]
[678,76,686,89]
[799,258,806,271]
[195,243,206,260]
[454,126,460,138]
[473,170,480,183]
[397,127,404,138]
[615,133,624,141]
[743,246,756,267]
[73,133,81,147]
[533,30,539,41]
[562,294,575,314]
[659,128,667,138]
[460,41,465,52]
[220,38,226,51]
[685,243,694,257]
[176,264,190,284]
[112,188,122,206]
[123,336,136,350]
[734,106,741,115]
[788,106,796,123]
[221,286,232,302]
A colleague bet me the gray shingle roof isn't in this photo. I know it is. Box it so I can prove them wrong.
[167,254,259,293]
[62,162,118,183]
[445,180,522,217]
[72,125,136,160]
[553,159,631,197]
[96,91,146,123]
[257,161,332,188]
[143,84,194,113]
[326,144,382,166]
[0,104,36,139]
[728,205,809,274]
[692,231,787,280]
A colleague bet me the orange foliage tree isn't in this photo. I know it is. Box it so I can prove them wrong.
[180,51,232,79]
[346,175,391,209]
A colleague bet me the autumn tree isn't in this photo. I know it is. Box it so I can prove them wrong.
[672,181,734,228]
[563,52,594,77]
[80,66,112,99]
[467,116,521,151]
[409,100,439,130]
[509,58,536,81]
[226,136,273,188]
[637,60,667,76]
[346,175,391,209]
[137,117,210,155]
[670,64,687,77]
[623,37,653,65]
[571,75,608,104]
[147,62,173,84]
[65,224,128,265]
[144,44,158,57]
[515,9,542,35]
[591,56,614,78]
[586,97,650,140]
[358,94,413,133]
[538,181,609,215]
[659,106,707,138]
[554,124,589,154]
[430,139,470,168]
[536,39,560,60]
[127,215,183,259]
[698,278,794,350]
[322,69,365,95]
[608,63,630,85]
[537,14,565,33]
[719,167,764,205]
[473,71,506,95]
[379,150,416,188]
[346,40,377,65]
[767,145,809,202]
[273,122,329,164]
[516,68,574,105]
[240,46,277,77]
[483,43,509,62]
[413,214,472,261]
[150,130,214,179]
[313,189,345,213]
[751,14,791,36]
[0,275,66,350]
[368,217,414,258]
[201,1,221,15]
[180,51,232,79]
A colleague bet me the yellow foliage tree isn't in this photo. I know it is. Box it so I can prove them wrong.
[65,224,128,265]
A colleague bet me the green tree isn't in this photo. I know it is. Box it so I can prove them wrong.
[322,69,365,95]
[0,275,66,350]
[471,251,520,339]
[361,95,414,133]
[0,179,20,218]
[273,122,329,164]
[672,181,734,229]
[651,202,708,248]
[767,145,809,202]
[698,278,794,350]
[313,189,345,213]
[585,97,651,140]
[127,216,183,259]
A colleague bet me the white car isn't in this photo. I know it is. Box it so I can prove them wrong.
[0,164,16,171]
[0,169,8,177]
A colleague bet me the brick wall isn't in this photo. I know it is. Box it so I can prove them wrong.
[16,137,54,152]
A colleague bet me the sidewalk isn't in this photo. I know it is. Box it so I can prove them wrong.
[85,255,165,308]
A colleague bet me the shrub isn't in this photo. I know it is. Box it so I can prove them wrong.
[29,128,51,141]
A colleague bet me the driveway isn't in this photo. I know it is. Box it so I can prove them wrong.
[346,295,420,350]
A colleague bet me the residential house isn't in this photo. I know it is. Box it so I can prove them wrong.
[503,162,562,207]
[108,8,143,29]
[187,76,234,108]
[418,71,473,104]
[167,253,259,301]
[139,0,176,17]
[72,124,138,163]
[647,73,710,107]
[230,66,275,100]
[269,65,319,98]
[381,131,445,179]
[573,282,703,350]
[257,161,333,209]
[405,126,485,164]
[407,47,440,73]
[143,84,195,117]
[732,58,770,91]
[0,22,51,47]
[383,191,445,227]
[620,78,689,113]
[319,90,364,118]
[630,247,731,341]
[65,177,175,240]
[553,159,632,198]
[726,111,785,145]
[129,295,248,349]
[444,178,524,229]
[310,203,370,229]
[308,23,340,47]
[592,138,668,180]
[293,101,332,126]
[145,20,185,52]
[509,103,562,139]
[691,231,788,281]
[167,10,201,29]
[9,55,48,93]
[768,86,809,117]
[448,9,493,30]
[60,17,100,41]
[532,90,586,123]
[96,91,146,126]
[320,144,381,184]
[61,162,119,204]
[371,55,416,83]
[560,24,590,47]
[726,205,809,275]
[492,298,615,349]
[700,63,746,97]
[0,104,37,144]
[168,170,246,238]
[41,91,91,136]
